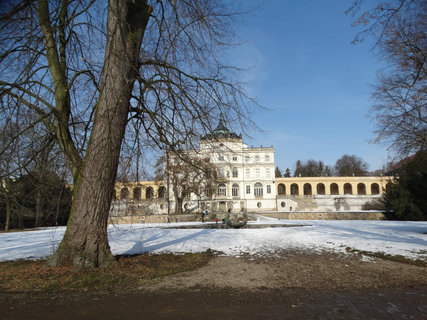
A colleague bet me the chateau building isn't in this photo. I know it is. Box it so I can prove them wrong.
[178,118,277,213]
[112,120,389,215]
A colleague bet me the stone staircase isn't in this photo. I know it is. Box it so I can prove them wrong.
[286,196,318,211]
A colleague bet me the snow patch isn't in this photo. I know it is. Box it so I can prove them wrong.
[0,220,426,262]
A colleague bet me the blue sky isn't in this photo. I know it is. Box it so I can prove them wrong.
[229,0,389,173]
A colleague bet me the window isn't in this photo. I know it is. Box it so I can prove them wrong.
[265,154,270,161]
[281,201,286,208]
[206,188,213,197]
[233,155,238,161]
[255,155,260,161]
[245,168,250,178]
[267,185,271,194]
[245,155,250,162]
[265,168,271,177]
[246,185,251,194]
[255,168,260,177]
[218,154,224,161]
[257,202,262,208]
[254,182,263,197]
[217,183,226,196]
[232,167,238,178]
[218,167,225,178]
[232,184,239,197]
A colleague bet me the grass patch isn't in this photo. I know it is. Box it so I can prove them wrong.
[345,247,426,267]
[0,251,212,292]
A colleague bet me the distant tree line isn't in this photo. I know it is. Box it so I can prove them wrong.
[275,154,373,178]
[0,123,72,231]
[0,172,72,230]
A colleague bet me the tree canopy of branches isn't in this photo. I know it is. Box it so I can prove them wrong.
[0,0,256,268]
[335,154,369,176]
[293,159,332,177]
[384,150,427,220]
[166,152,216,215]
[349,0,426,156]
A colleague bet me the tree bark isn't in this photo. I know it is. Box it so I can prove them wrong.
[175,197,183,215]
[46,0,151,269]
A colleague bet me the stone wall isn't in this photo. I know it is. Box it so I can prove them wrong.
[259,211,385,220]
[109,210,385,224]
[276,195,383,212]
[109,213,201,224]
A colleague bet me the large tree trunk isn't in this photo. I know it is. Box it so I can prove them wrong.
[46,0,151,269]
[175,197,183,215]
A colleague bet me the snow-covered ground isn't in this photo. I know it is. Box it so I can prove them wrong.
[1,218,426,262]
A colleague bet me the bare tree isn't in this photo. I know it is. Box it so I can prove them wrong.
[335,154,369,176]
[0,1,256,268]
[167,152,216,215]
[348,0,426,156]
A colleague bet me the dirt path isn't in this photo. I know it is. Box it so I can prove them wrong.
[145,251,426,291]
[2,252,426,319]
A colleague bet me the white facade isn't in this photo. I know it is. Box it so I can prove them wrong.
[168,120,277,213]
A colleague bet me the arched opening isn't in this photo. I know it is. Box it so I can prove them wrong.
[290,183,299,195]
[158,186,166,198]
[232,183,239,197]
[146,187,154,199]
[278,183,286,195]
[357,183,366,195]
[217,183,226,196]
[371,183,380,195]
[317,183,326,195]
[330,183,339,195]
[344,183,353,195]
[254,182,263,197]
[120,188,129,200]
[303,183,312,195]
[133,187,141,200]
